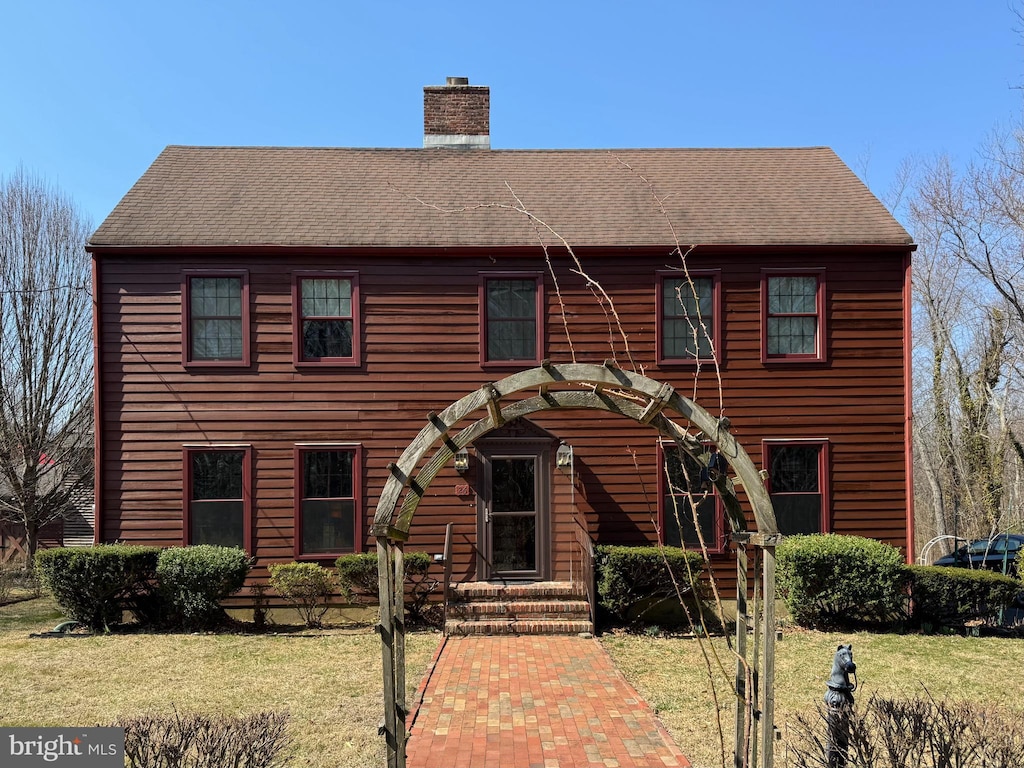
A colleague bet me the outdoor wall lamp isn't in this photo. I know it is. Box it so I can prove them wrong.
[454,448,470,473]
[556,442,574,471]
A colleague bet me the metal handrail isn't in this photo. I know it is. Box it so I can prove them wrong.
[573,516,596,627]
[441,523,453,622]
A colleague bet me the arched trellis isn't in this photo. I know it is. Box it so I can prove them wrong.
[373,362,781,768]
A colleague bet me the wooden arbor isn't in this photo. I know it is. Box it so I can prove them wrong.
[371,361,782,768]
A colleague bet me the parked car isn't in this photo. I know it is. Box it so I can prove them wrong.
[933,533,1024,577]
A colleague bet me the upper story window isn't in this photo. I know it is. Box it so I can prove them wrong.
[184,446,251,549]
[762,270,825,362]
[295,445,360,557]
[658,271,719,364]
[764,440,829,536]
[481,275,543,365]
[183,271,250,366]
[293,273,360,366]
[658,442,725,552]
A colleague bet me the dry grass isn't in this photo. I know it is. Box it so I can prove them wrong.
[602,628,1024,768]
[0,597,438,768]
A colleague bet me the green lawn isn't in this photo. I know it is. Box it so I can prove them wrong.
[2,598,1021,768]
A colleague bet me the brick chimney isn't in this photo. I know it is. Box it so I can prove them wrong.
[423,77,490,149]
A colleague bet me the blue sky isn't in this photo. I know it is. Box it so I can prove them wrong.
[2,1,1021,228]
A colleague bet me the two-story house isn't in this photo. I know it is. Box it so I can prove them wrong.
[87,78,914,621]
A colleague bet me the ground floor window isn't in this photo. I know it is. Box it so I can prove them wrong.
[296,445,360,556]
[659,442,724,551]
[764,440,828,535]
[184,446,251,548]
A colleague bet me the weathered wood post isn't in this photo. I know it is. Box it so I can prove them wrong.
[750,546,762,768]
[733,536,749,768]
[761,542,777,768]
[377,536,408,768]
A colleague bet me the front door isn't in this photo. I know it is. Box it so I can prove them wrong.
[478,445,550,580]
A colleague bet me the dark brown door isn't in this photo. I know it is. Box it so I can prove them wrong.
[478,446,550,580]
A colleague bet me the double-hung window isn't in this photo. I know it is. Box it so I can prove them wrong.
[183,272,249,366]
[293,273,360,366]
[659,442,724,551]
[184,446,251,549]
[658,271,719,364]
[481,275,543,365]
[295,445,360,557]
[762,270,825,362]
[764,440,829,535]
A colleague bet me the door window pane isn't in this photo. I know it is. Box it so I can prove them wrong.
[492,458,536,513]
[491,515,537,572]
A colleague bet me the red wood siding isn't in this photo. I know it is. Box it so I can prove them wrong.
[94,248,911,590]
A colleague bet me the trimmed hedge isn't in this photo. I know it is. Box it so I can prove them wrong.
[336,551,437,625]
[595,545,705,625]
[268,562,337,628]
[909,565,1021,628]
[777,534,909,629]
[335,551,432,600]
[156,546,251,630]
[35,545,160,631]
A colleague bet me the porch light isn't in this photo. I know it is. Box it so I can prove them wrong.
[556,442,573,471]
[454,448,470,473]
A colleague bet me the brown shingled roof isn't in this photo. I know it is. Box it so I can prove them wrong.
[88,146,912,249]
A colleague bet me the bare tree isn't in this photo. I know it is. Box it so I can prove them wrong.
[0,168,93,563]
[909,148,1024,548]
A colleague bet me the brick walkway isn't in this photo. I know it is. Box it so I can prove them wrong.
[405,636,690,768]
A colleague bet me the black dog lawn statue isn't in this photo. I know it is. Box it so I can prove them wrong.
[824,644,857,768]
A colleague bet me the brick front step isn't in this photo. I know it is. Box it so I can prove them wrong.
[445,581,593,635]
[449,580,586,601]
[448,600,591,620]
[444,618,593,636]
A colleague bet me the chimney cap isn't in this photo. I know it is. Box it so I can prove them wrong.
[446,76,470,86]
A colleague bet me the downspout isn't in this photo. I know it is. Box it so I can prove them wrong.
[903,248,915,562]
[90,251,103,544]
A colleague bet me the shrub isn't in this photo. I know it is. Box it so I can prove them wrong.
[34,545,160,631]
[0,565,14,604]
[335,551,437,625]
[788,694,1024,767]
[156,546,251,630]
[909,565,1021,629]
[776,534,909,629]
[116,710,291,768]
[268,562,338,628]
[595,545,705,625]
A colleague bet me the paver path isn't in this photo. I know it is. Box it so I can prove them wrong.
[405,635,690,768]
